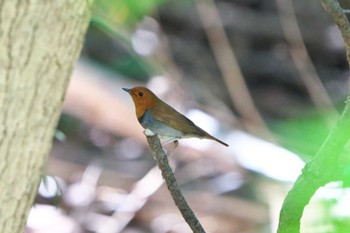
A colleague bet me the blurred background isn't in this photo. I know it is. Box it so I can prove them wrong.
[26,0,350,233]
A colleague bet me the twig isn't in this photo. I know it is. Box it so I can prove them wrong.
[320,0,350,65]
[275,0,338,127]
[96,166,164,233]
[195,0,274,141]
[145,131,206,233]
[277,1,350,232]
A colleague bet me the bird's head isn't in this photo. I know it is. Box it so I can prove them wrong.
[123,86,158,118]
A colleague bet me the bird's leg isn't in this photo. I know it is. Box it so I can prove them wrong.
[161,139,175,146]
[159,140,174,157]
[168,140,179,160]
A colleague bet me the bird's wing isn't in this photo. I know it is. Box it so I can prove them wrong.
[152,101,229,147]
[151,102,207,137]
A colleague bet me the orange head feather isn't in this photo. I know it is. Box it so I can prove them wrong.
[122,87,159,119]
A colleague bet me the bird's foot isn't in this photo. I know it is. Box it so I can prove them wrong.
[168,140,179,160]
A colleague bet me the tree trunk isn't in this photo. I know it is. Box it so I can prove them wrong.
[0,1,93,232]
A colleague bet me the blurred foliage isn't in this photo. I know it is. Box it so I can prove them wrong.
[57,114,82,137]
[92,0,167,27]
[343,163,350,187]
[84,24,153,80]
[272,111,332,158]
[83,0,170,80]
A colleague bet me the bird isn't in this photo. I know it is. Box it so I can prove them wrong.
[123,86,228,147]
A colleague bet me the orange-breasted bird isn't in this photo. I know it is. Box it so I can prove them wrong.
[123,86,228,147]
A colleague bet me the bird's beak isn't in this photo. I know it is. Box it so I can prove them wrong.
[122,88,131,93]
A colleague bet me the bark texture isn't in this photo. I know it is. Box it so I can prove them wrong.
[145,133,206,233]
[0,1,93,232]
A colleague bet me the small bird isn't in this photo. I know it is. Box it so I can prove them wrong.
[123,86,228,147]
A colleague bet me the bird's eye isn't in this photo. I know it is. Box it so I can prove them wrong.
[138,92,144,97]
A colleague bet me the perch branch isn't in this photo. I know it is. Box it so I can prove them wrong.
[145,132,206,233]
[277,0,350,233]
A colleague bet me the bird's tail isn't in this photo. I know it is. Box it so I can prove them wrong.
[205,134,229,147]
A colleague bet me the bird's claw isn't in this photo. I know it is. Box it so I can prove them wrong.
[168,140,179,160]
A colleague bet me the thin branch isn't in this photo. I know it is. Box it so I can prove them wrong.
[195,0,274,141]
[277,1,350,232]
[96,166,164,233]
[276,0,338,127]
[145,132,206,233]
[320,0,350,65]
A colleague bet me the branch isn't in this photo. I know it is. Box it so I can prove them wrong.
[275,0,338,127]
[320,0,350,65]
[195,0,273,140]
[277,1,350,232]
[144,131,206,233]
[277,104,350,233]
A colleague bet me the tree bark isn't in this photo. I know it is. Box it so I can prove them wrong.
[0,1,93,232]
